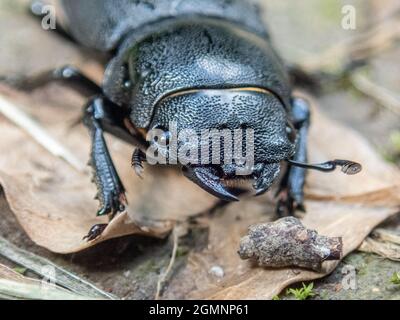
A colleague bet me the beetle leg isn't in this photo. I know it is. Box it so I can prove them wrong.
[83,96,130,240]
[276,97,310,217]
[1,65,101,97]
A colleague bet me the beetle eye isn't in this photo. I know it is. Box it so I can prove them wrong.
[286,121,296,143]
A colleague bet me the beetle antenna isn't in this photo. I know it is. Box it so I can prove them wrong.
[286,159,362,175]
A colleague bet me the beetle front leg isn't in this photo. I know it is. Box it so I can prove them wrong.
[276,97,310,217]
[83,96,127,241]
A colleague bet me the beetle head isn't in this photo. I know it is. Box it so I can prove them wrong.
[145,89,296,200]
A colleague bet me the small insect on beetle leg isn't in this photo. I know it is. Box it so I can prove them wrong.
[276,97,310,217]
[131,148,146,178]
[83,96,129,241]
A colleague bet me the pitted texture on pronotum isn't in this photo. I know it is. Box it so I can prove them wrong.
[238,217,343,271]
[104,22,291,128]
[150,90,295,164]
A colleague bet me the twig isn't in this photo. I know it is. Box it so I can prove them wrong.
[0,236,116,299]
[155,227,179,300]
[358,237,400,261]
[350,70,400,116]
[0,94,86,172]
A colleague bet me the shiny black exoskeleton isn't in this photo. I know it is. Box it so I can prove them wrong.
[6,0,361,240]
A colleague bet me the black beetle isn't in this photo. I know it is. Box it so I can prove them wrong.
[7,0,361,240]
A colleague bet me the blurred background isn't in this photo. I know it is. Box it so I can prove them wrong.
[0,0,399,299]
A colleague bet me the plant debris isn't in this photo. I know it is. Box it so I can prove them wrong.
[0,94,86,172]
[0,236,116,299]
[238,217,342,271]
[0,263,101,300]
[359,228,400,261]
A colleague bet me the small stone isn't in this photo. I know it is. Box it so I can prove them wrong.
[209,265,225,278]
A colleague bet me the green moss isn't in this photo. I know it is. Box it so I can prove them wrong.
[135,259,159,278]
[357,262,368,276]
[390,272,400,285]
[13,267,27,275]
[286,282,315,300]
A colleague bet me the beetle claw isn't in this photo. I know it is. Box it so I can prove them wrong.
[83,223,108,241]
[182,165,239,202]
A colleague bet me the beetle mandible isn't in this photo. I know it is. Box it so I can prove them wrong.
[8,0,361,240]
